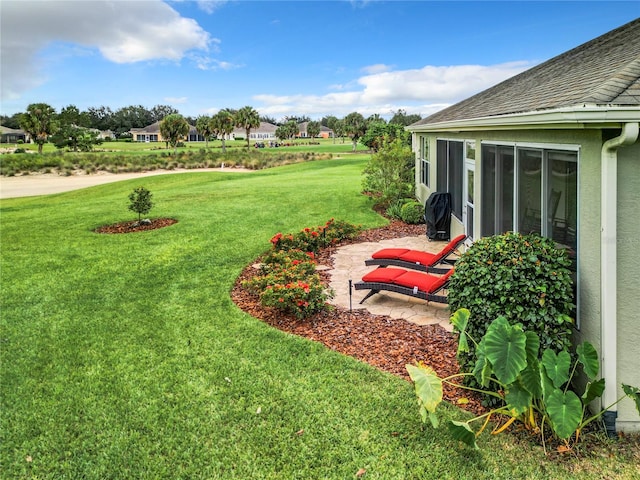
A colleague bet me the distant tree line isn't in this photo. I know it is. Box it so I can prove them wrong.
[3,102,422,154]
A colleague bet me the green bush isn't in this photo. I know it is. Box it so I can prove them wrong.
[385,198,413,220]
[400,201,424,224]
[361,137,415,208]
[447,232,575,390]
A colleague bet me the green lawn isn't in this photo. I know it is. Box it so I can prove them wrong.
[1,158,637,479]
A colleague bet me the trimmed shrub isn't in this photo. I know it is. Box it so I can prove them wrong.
[400,201,425,224]
[245,219,360,319]
[448,232,575,385]
[385,198,412,220]
[270,218,361,254]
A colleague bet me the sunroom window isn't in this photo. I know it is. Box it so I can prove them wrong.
[481,143,577,252]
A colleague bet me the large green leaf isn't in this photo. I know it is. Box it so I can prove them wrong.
[483,317,528,385]
[622,384,640,415]
[472,342,493,387]
[450,308,470,354]
[524,331,540,362]
[582,378,605,406]
[406,363,443,428]
[541,349,571,388]
[546,390,582,439]
[576,342,599,379]
[448,420,478,449]
[506,382,533,415]
[520,359,543,399]
[541,369,556,401]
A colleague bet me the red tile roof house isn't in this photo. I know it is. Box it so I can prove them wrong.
[297,121,335,139]
[407,18,640,433]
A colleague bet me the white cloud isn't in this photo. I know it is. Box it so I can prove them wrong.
[358,62,533,104]
[252,61,534,119]
[196,0,229,14]
[191,54,243,71]
[164,96,188,104]
[0,0,212,100]
[361,64,393,75]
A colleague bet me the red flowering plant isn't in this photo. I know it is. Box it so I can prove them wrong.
[243,250,317,295]
[320,218,362,244]
[270,219,361,254]
[260,249,317,275]
[245,220,359,319]
[259,277,331,319]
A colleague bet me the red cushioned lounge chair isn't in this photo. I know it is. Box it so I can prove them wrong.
[354,267,454,304]
[364,234,466,273]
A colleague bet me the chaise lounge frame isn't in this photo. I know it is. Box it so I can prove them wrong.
[354,267,454,304]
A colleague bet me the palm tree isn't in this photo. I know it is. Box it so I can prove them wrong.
[195,115,213,149]
[306,120,321,139]
[159,114,189,155]
[210,109,235,152]
[235,106,260,149]
[343,112,367,151]
[19,103,59,154]
[285,120,298,142]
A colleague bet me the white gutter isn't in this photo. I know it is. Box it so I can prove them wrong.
[600,122,639,421]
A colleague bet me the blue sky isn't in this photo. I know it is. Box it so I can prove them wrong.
[1,1,638,121]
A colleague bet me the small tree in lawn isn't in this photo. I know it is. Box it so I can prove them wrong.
[128,187,153,223]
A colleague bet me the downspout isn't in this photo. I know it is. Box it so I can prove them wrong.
[600,122,639,436]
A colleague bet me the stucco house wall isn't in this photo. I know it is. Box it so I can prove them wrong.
[616,142,640,431]
[412,125,639,430]
[408,18,640,431]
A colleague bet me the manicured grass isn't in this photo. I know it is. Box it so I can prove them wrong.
[1,158,637,479]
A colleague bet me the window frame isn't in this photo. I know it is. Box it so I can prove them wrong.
[480,140,580,327]
[419,135,430,188]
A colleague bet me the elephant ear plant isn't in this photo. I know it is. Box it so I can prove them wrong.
[406,309,640,451]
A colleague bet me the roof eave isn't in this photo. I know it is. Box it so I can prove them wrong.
[407,105,640,133]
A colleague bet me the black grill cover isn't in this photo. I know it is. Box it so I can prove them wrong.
[424,192,451,241]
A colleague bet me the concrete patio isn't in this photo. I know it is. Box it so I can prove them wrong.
[327,235,456,332]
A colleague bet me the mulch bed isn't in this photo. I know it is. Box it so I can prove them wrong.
[94,218,178,234]
[231,220,487,415]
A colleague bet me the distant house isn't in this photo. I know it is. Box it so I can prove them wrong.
[130,121,203,143]
[96,129,116,140]
[407,18,640,432]
[130,121,162,142]
[231,122,277,141]
[0,125,27,144]
[297,122,334,139]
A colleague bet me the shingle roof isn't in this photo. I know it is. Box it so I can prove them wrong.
[412,18,640,126]
[0,125,25,134]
